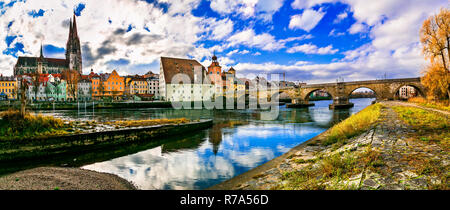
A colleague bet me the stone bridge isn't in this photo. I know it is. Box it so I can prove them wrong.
[284,77,426,109]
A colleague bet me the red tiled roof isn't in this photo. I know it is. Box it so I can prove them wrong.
[160,57,206,84]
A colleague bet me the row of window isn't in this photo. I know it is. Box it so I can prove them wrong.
[0,83,15,87]
[0,89,13,93]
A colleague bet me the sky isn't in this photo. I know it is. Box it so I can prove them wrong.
[0,0,448,83]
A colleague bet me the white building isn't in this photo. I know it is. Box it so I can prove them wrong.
[147,76,160,99]
[78,78,92,101]
[159,57,214,102]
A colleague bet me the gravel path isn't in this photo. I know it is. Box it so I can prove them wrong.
[0,167,136,190]
[384,101,450,116]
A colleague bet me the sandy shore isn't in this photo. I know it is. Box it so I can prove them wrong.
[0,167,136,190]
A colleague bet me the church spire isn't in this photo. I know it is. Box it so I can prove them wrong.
[39,44,44,59]
[72,13,78,38]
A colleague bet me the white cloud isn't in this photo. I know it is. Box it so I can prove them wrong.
[226,49,250,56]
[348,22,368,34]
[288,8,325,32]
[210,0,284,22]
[333,11,348,23]
[279,34,313,44]
[227,28,284,51]
[329,29,345,37]
[287,44,338,54]
[205,17,234,40]
[291,0,335,10]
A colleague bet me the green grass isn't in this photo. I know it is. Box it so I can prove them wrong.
[278,147,382,190]
[392,106,449,149]
[322,103,383,146]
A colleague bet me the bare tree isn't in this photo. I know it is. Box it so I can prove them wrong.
[62,69,80,102]
[18,77,29,117]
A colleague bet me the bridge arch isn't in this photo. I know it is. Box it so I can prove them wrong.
[393,83,425,99]
[347,86,378,99]
[304,88,334,101]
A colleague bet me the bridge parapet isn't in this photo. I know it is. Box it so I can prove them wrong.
[293,77,425,109]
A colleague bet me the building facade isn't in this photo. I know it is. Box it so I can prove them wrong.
[160,57,214,102]
[100,70,125,100]
[78,78,92,101]
[0,75,17,100]
[147,76,160,99]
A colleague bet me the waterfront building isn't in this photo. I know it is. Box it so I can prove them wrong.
[13,14,82,75]
[99,70,125,100]
[206,55,245,98]
[46,80,67,102]
[127,76,148,95]
[78,77,92,101]
[159,57,214,102]
[147,75,160,100]
[22,74,66,102]
[0,75,17,100]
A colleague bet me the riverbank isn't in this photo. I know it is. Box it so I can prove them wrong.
[211,101,449,190]
[0,101,173,111]
[0,167,136,190]
[0,111,213,163]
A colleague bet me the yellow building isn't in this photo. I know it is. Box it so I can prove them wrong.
[0,75,17,100]
[91,70,125,100]
[127,77,148,95]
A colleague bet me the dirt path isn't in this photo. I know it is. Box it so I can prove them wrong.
[384,101,450,116]
[212,102,449,190]
[0,167,136,190]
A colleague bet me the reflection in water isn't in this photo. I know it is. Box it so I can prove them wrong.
[42,98,375,190]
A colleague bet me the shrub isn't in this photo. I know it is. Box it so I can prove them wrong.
[0,109,67,139]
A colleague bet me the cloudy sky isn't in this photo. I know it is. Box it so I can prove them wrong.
[0,0,448,83]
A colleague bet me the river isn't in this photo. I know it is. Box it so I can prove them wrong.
[35,98,375,190]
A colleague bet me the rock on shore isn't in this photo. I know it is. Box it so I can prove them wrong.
[0,167,136,190]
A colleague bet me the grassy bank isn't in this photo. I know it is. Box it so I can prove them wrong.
[275,103,384,190]
[0,110,212,163]
[321,103,383,147]
[392,106,449,149]
[0,110,71,141]
[408,97,450,112]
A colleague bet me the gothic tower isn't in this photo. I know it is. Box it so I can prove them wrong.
[66,13,82,74]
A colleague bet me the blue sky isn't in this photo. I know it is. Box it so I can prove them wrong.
[0,0,447,83]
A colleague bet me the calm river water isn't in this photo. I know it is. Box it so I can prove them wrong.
[37,98,374,190]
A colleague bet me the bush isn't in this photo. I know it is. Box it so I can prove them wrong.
[0,109,67,139]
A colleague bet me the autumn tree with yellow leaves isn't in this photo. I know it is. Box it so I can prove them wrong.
[420,8,450,101]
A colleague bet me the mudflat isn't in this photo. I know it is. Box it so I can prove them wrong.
[0,167,136,190]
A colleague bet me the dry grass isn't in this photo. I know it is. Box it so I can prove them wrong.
[103,118,190,128]
[278,147,382,190]
[408,97,450,112]
[0,110,69,140]
[322,103,383,146]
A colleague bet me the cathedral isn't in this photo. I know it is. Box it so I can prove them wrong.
[13,14,82,76]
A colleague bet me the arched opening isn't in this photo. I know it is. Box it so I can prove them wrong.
[349,87,377,99]
[348,87,377,109]
[305,89,333,101]
[394,85,424,100]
